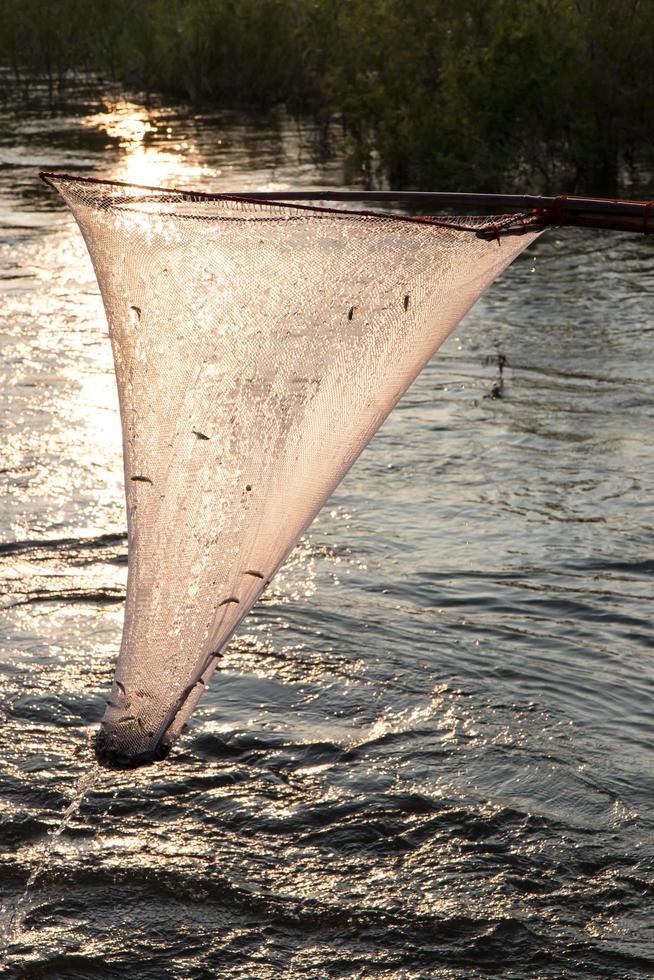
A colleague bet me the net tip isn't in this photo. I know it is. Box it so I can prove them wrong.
[94,726,172,770]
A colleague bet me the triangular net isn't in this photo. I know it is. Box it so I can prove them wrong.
[44,174,543,765]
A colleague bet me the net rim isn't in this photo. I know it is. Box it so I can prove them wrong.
[39,171,543,237]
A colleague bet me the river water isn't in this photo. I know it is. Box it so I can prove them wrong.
[1,88,653,979]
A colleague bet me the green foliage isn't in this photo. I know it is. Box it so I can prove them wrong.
[1,0,652,193]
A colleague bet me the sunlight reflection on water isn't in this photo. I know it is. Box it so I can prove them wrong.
[0,88,653,978]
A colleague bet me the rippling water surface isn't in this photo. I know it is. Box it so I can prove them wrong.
[1,88,653,979]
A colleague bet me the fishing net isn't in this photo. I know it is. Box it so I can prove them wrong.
[42,174,543,766]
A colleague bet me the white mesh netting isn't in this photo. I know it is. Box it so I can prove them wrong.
[44,174,543,765]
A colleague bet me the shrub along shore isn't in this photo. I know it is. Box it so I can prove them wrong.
[2,0,652,195]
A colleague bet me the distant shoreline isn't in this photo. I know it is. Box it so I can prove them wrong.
[2,0,653,198]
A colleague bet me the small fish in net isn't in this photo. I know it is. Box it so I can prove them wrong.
[41,173,544,767]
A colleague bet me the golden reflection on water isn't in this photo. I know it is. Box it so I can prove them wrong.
[7,99,222,546]
[84,100,156,145]
[2,94,652,975]
[82,99,213,188]
[52,99,216,518]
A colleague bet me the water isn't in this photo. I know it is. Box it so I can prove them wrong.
[0,766,100,961]
[1,87,653,978]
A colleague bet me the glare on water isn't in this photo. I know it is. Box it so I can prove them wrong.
[0,90,653,977]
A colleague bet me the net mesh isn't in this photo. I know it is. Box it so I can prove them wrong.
[44,174,543,765]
